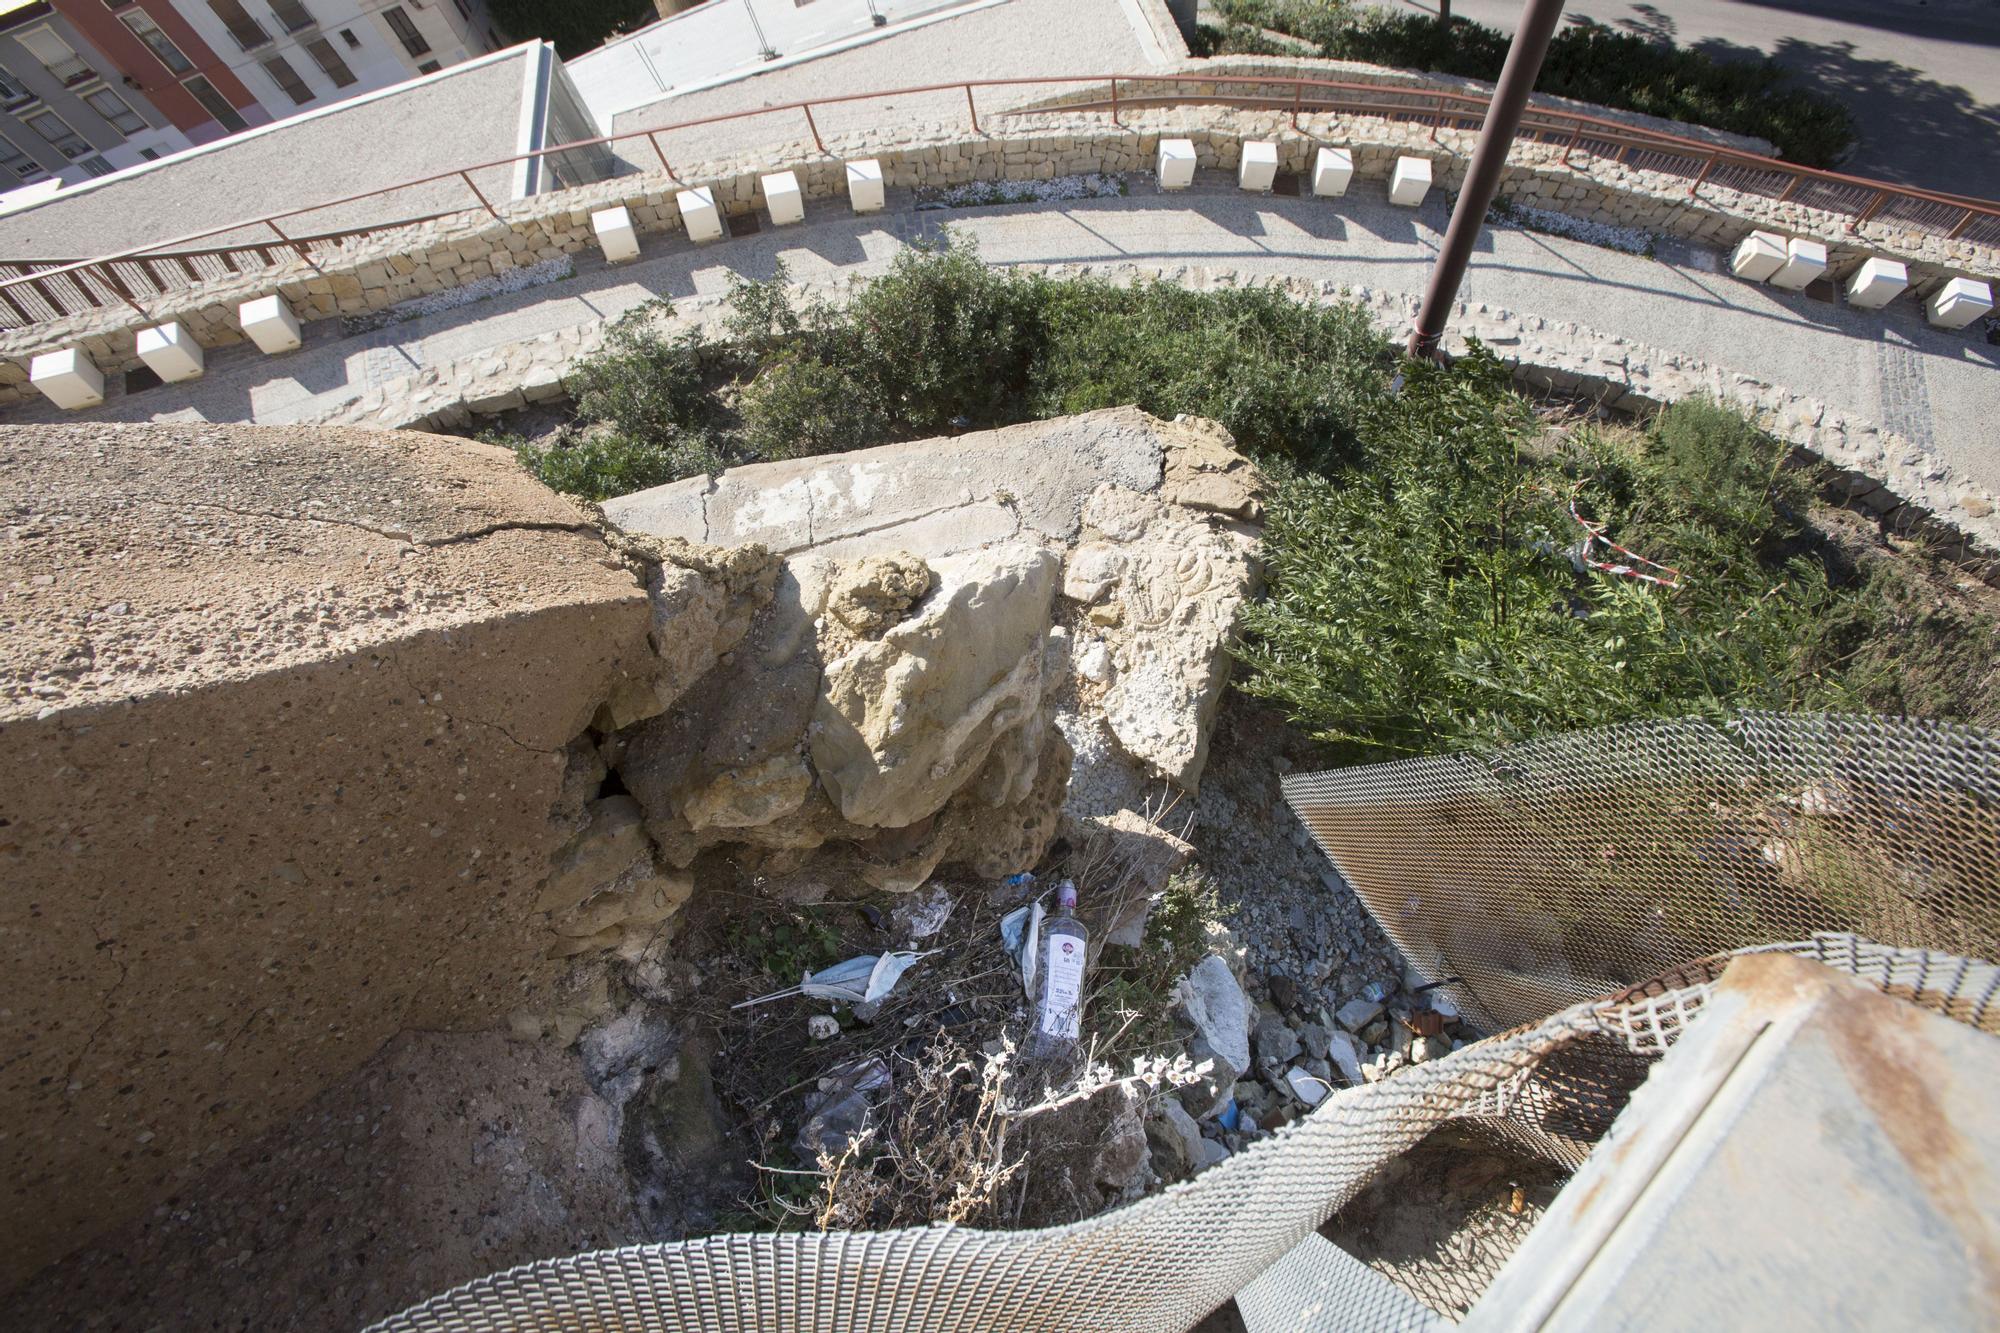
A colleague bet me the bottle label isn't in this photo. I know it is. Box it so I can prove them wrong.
[1038,933,1086,1040]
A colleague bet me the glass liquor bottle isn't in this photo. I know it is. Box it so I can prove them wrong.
[1028,881,1088,1060]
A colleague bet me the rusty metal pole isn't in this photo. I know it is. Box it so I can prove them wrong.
[1406,0,1565,360]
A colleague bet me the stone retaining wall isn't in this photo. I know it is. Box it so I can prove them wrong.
[3,105,1992,406]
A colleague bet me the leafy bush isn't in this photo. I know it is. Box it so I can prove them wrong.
[507,299,732,500]
[1026,278,1391,472]
[511,428,726,503]
[540,236,1394,492]
[1216,4,1857,167]
[567,300,724,444]
[1234,353,1872,758]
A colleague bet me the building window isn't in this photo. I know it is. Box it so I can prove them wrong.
[452,0,470,18]
[24,110,92,158]
[416,59,439,73]
[0,62,35,110]
[339,26,360,48]
[269,0,316,33]
[208,0,270,50]
[121,14,194,74]
[0,134,49,183]
[82,86,149,134]
[260,54,313,105]
[102,0,140,10]
[139,146,160,159]
[382,7,430,57]
[17,28,96,86]
[181,74,247,132]
[302,36,355,88]
[77,154,114,177]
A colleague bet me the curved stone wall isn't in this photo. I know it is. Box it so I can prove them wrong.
[3,103,1992,405]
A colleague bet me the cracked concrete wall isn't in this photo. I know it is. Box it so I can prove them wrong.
[0,422,661,1293]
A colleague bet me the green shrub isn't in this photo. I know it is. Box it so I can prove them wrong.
[842,236,1044,433]
[1234,353,1854,757]
[1027,278,1392,471]
[738,346,894,461]
[720,237,1392,472]
[512,428,726,502]
[566,300,724,445]
[1567,397,1811,569]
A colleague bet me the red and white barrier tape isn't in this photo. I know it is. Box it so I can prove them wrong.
[1564,486,1687,589]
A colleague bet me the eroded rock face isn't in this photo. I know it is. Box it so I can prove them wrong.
[598,407,1265,895]
[1062,485,1259,787]
[814,543,1059,828]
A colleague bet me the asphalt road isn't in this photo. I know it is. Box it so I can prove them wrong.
[1405,0,2000,200]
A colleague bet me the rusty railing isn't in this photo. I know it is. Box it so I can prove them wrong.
[3,72,1997,332]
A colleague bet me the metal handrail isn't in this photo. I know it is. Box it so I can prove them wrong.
[4,71,1996,331]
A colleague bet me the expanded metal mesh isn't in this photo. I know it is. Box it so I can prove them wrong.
[371,713,1998,1333]
[364,979,1682,1333]
[368,937,1995,1333]
[1283,713,2000,1037]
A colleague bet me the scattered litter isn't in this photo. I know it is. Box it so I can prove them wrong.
[795,1056,891,1160]
[892,884,955,941]
[1003,872,1036,888]
[807,1014,840,1041]
[1026,881,1088,1059]
[732,949,939,1009]
[1214,1098,1242,1132]
[1000,899,1047,1002]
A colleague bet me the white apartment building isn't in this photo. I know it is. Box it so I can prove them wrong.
[167,0,500,118]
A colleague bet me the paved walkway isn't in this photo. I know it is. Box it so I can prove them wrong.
[13,178,1997,511]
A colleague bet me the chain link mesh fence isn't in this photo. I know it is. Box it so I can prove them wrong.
[371,713,1998,1332]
